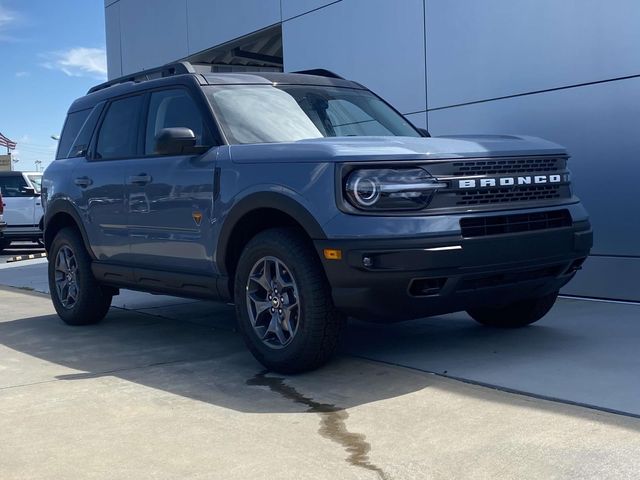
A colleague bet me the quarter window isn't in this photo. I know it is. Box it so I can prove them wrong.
[95,95,143,160]
[56,109,91,159]
[145,89,210,155]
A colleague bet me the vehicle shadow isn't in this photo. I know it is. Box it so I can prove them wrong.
[0,287,638,434]
[0,298,433,415]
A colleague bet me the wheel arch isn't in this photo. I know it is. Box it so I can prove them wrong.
[217,192,326,289]
[43,201,93,258]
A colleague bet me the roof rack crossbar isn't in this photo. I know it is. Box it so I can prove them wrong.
[87,61,196,94]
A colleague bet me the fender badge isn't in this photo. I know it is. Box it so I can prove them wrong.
[192,211,203,226]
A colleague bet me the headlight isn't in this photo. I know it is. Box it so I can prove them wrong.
[344,168,446,211]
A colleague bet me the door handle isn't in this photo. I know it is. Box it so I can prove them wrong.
[74,176,93,188]
[127,174,152,186]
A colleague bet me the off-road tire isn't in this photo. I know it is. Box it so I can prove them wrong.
[48,227,112,325]
[467,291,559,328]
[234,228,344,374]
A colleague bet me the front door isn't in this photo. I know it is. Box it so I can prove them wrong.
[126,88,217,275]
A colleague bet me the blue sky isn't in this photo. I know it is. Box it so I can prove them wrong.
[0,0,106,172]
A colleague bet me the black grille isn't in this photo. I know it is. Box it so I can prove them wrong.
[451,157,562,176]
[456,185,561,206]
[457,265,564,291]
[460,209,572,238]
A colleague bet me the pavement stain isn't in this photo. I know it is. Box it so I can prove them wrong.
[248,371,390,480]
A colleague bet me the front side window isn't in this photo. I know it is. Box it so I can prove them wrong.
[0,175,29,197]
[206,85,420,145]
[145,89,211,155]
[95,95,143,160]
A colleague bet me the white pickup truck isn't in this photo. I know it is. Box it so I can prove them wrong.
[0,171,43,252]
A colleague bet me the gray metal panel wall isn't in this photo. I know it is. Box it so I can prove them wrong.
[186,0,281,54]
[281,0,340,20]
[283,0,427,116]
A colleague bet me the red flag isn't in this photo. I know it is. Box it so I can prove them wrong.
[0,133,17,150]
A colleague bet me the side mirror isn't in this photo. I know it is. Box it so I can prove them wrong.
[155,127,197,155]
[22,186,37,196]
[417,128,431,138]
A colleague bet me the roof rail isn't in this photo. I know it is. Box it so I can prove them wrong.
[87,62,197,94]
[292,69,345,80]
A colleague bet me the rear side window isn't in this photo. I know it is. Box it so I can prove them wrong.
[145,89,210,155]
[95,95,143,160]
[0,175,29,198]
[56,109,91,159]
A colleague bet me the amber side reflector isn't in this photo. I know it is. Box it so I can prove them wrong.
[323,249,343,260]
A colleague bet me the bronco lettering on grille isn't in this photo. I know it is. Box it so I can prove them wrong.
[458,174,562,189]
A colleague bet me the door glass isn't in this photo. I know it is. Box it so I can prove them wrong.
[95,95,143,160]
[145,89,209,155]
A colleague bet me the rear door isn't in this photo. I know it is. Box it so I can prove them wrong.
[76,94,144,264]
[125,87,217,274]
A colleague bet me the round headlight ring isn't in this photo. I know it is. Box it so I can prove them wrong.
[351,175,380,207]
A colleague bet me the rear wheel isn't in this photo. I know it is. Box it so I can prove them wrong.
[467,291,559,328]
[48,227,112,325]
[234,228,344,374]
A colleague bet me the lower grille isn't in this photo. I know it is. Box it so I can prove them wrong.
[456,185,562,206]
[457,265,564,291]
[460,209,572,238]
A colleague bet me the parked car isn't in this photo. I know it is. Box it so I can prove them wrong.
[0,171,44,252]
[42,63,593,373]
[0,189,6,241]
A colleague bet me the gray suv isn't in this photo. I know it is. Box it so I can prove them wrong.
[43,62,592,373]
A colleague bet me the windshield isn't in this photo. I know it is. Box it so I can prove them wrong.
[205,85,421,145]
[26,174,42,193]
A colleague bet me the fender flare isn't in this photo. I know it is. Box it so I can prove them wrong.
[43,199,94,258]
[216,191,326,276]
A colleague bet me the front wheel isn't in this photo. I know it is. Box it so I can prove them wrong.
[467,291,559,328]
[48,227,112,325]
[234,228,344,374]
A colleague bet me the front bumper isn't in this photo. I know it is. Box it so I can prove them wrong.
[315,221,592,321]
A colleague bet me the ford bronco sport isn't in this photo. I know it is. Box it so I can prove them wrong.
[43,63,592,373]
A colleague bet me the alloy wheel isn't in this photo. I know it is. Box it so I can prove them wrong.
[246,256,300,349]
[54,246,79,309]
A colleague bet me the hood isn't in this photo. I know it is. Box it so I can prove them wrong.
[228,135,567,164]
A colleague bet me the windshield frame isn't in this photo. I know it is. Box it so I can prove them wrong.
[204,83,423,145]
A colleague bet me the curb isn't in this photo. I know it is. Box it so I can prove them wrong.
[7,253,48,263]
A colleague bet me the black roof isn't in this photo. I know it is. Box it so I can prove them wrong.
[69,62,363,113]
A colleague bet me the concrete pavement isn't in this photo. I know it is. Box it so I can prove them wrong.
[3,260,640,416]
[1,260,640,478]
[2,286,640,479]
